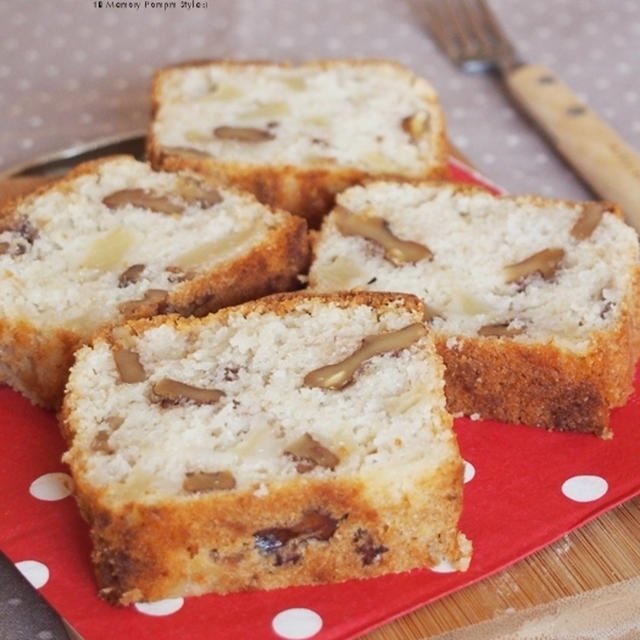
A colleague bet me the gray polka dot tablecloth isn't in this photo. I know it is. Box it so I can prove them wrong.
[0,0,638,199]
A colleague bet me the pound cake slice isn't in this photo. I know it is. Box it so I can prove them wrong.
[61,291,470,604]
[0,155,308,409]
[147,58,448,228]
[308,182,640,436]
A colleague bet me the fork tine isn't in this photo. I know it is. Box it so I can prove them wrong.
[459,0,494,53]
[424,0,519,72]
[424,1,464,65]
[445,0,480,62]
[472,0,519,68]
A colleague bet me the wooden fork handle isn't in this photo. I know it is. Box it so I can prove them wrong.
[504,63,640,232]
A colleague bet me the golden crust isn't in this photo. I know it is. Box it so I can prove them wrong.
[88,289,427,341]
[0,157,310,409]
[61,291,468,603]
[147,58,450,228]
[0,319,81,409]
[70,460,465,603]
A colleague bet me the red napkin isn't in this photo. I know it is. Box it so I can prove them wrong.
[2,161,639,640]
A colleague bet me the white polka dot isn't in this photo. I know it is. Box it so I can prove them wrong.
[98,35,114,50]
[373,36,389,50]
[272,608,323,639]
[20,138,34,150]
[11,12,26,26]
[561,475,608,502]
[452,134,468,149]
[473,92,489,106]
[326,36,342,52]
[536,26,552,39]
[29,472,74,501]
[430,558,457,573]
[534,152,550,164]
[143,37,159,51]
[583,22,599,36]
[631,121,640,132]
[65,78,81,91]
[616,61,632,75]
[135,598,184,616]
[625,91,638,104]
[15,560,49,589]
[17,78,31,91]
[212,15,229,30]
[57,12,72,26]
[463,460,475,483]
[277,35,295,49]
[73,50,88,63]
[482,152,496,165]
[506,134,521,147]
[91,65,108,79]
[37,631,54,640]
[103,11,119,26]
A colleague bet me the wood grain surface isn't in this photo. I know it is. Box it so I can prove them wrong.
[364,496,640,639]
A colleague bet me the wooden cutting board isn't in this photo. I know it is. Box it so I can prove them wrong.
[2,174,639,639]
[363,496,640,639]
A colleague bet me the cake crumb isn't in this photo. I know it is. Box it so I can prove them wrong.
[446,336,459,349]
[253,483,269,497]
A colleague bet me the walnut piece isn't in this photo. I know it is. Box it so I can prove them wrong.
[162,145,212,158]
[353,528,388,566]
[335,206,432,266]
[304,323,427,390]
[112,348,146,383]
[504,247,565,284]
[151,377,225,405]
[183,470,236,493]
[118,289,169,316]
[284,433,340,472]
[174,176,223,208]
[118,263,145,287]
[213,126,275,142]
[90,430,114,454]
[401,110,430,141]
[571,202,606,239]
[478,322,525,337]
[254,511,339,565]
[102,188,184,215]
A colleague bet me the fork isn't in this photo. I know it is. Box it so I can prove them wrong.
[425,0,640,231]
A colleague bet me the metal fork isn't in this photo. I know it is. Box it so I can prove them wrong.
[424,0,640,231]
